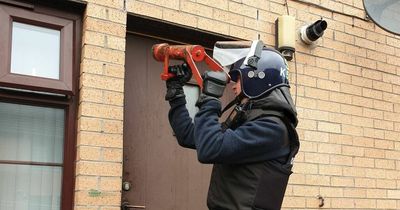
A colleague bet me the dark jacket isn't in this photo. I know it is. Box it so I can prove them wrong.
[168,92,298,210]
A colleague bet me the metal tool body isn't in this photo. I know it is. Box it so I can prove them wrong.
[152,43,224,89]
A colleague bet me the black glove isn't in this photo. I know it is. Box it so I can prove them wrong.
[203,70,228,98]
[196,71,228,108]
[165,63,192,101]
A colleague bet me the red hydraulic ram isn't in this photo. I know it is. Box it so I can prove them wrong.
[152,43,226,89]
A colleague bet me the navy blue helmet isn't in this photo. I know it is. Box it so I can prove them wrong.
[229,48,290,99]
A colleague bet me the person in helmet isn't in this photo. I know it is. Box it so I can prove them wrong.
[165,47,299,210]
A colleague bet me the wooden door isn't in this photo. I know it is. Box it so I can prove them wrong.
[122,34,234,210]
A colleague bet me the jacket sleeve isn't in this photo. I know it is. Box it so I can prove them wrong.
[168,97,196,149]
[194,99,290,164]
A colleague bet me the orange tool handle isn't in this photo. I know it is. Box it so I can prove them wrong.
[152,43,225,89]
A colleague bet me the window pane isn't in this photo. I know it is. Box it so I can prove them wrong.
[11,22,61,80]
[183,85,200,120]
[0,102,64,163]
[0,164,61,210]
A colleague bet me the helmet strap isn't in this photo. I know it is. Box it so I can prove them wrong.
[221,92,245,115]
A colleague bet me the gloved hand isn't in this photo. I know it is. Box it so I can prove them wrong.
[196,70,228,107]
[165,63,192,101]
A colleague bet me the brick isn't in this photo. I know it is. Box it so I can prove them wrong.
[356,57,377,69]
[362,88,383,100]
[373,81,393,93]
[320,187,343,197]
[198,18,230,35]
[341,104,363,116]
[383,92,400,104]
[102,119,123,134]
[163,10,198,28]
[104,91,124,106]
[78,146,101,161]
[342,145,364,157]
[293,162,318,174]
[317,78,340,91]
[304,87,330,100]
[364,148,385,158]
[366,168,387,179]
[318,122,341,133]
[330,155,353,166]
[84,17,126,37]
[377,200,397,209]
[323,38,346,52]
[353,136,374,148]
[143,0,179,9]
[100,177,122,191]
[79,102,123,120]
[330,198,355,208]
[343,166,365,177]
[377,62,397,74]
[86,0,123,9]
[86,3,126,24]
[351,116,373,128]
[180,1,213,17]
[376,179,397,189]
[352,96,373,109]
[214,9,244,26]
[355,178,376,188]
[388,190,400,199]
[126,0,162,19]
[299,141,318,153]
[80,88,103,103]
[373,119,394,130]
[315,57,339,71]
[102,148,122,162]
[334,51,356,64]
[229,25,258,40]
[318,143,342,154]
[76,176,98,191]
[319,164,342,176]
[329,133,353,145]
[78,117,102,132]
[281,196,306,208]
[297,97,317,109]
[340,84,362,96]
[198,0,228,10]
[341,124,363,136]
[75,191,121,205]
[329,113,352,125]
[353,157,374,167]
[78,131,123,148]
[82,45,125,65]
[367,189,387,198]
[354,199,377,209]
[363,108,383,119]
[244,18,272,34]
[345,25,366,38]
[305,174,331,186]
[385,151,400,160]
[351,76,372,88]
[384,111,400,123]
[289,173,306,185]
[76,161,122,176]
[305,152,330,164]
[334,31,354,44]
[330,92,352,104]
[304,130,330,142]
[331,177,354,187]
[343,188,366,198]
[317,100,341,112]
[292,185,319,196]
[385,131,399,141]
[363,127,384,139]
[298,75,317,87]
[346,44,367,57]
[228,2,257,18]
[304,66,329,79]
[340,62,361,76]
[81,73,124,92]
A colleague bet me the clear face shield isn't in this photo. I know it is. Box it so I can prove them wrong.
[213,40,265,77]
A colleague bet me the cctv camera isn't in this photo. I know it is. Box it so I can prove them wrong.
[300,20,327,44]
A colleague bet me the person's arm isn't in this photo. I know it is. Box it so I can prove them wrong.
[194,100,289,164]
[168,97,196,149]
